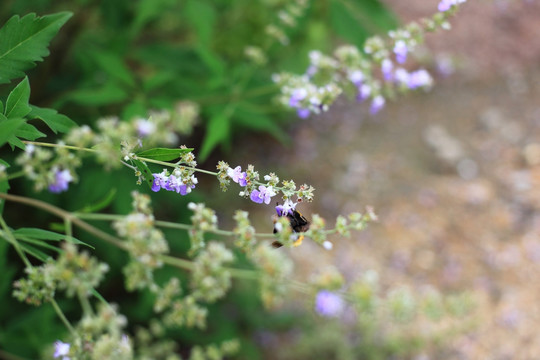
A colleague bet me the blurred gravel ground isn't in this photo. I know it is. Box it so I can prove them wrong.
[222,1,540,358]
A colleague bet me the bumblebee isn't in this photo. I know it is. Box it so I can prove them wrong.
[272,204,310,248]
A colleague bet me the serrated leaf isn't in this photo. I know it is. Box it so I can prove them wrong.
[0,116,25,148]
[0,12,72,84]
[132,158,154,189]
[13,228,93,248]
[5,77,31,119]
[14,123,45,141]
[29,105,76,134]
[199,112,230,161]
[136,147,194,161]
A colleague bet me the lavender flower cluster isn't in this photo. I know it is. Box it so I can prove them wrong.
[275,0,467,118]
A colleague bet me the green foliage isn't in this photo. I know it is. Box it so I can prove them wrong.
[0,12,72,84]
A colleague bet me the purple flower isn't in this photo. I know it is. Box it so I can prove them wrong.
[289,88,308,107]
[370,95,386,115]
[250,185,276,204]
[348,70,364,87]
[438,0,454,11]
[135,118,156,138]
[356,84,371,103]
[407,69,433,89]
[48,169,73,193]
[297,108,310,119]
[53,341,70,359]
[315,290,344,317]
[151,172,169,192]
[275,199,296,216]
[227,166,247,186]
[438,0,466,11]
[393,40,408,64]
[381,59,394,81]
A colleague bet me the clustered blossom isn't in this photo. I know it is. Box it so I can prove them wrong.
[275,1,466,118]
[48,167,73,193]
[53,340,70,360]
[227,166,247,186]
[151,169,198,195]
[250,185,277,204]
[314,290,345,317]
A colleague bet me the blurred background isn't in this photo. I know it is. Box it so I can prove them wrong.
[1,0,540,359]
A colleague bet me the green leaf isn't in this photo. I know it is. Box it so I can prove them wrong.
[0,12,72,84]
[199,112,230,161]
[77,188,117,213]
[14,123,45,141]
[132,158,154,189]
[136,147,194,162]
[184,0,216,48]
[91,288,109,307]
[235,104,288,143]
[29,105,76,134]
[19,243,49,261]
[92,51,135,88]
[16,237,63,253]
[0,115,25,148]
[132,0,177,35]
[60,82,129,106]
[4,77,31,119]
[13,228,93,248]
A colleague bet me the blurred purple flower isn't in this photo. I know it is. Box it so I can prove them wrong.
[53,341,70,359]
[48,169,73,193]
[370,95,386,115]
[315,290,344,317]
[381,59,394,81]
[393,40,408,64]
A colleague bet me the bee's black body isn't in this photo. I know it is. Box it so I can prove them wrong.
[272,209,310,248]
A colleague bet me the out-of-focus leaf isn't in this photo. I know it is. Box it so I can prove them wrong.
[19,243,49,261]
[77,188,117,213]
[92,51,135,88]
[60,82,129,106]
[0,12,72,84]
[132,0,177,35]
[29,105,77,134]
[136,147,194,162]
[234,104,288,143]
[184,0,215,48]
[199,112,230,161]
[13,228,93,248]
[4,77,31,119]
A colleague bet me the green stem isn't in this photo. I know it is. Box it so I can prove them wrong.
[6,170,25,181]
[0,193,127,251]
[50,298,77,336]
[78,290,94,317]
[0,215,32,268]
[23,141,98,154]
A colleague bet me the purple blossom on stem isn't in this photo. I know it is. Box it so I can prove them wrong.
[356,84,371,103]
[151,172,169,192]
[53,341,70,359]
[381,59,394,81]
[250,185,276,204]
[275,199,297,216]
[48,169,73,193]
[393,40,408,64]
[151,172,196,195]
[135,118,156,138]
[315,290,345,317]
[438,0,466,12]
[370,95,386,115]
[289,88,308,107]
[348,70,365,87]
[227,166,248,186]
[407,69,433,89]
